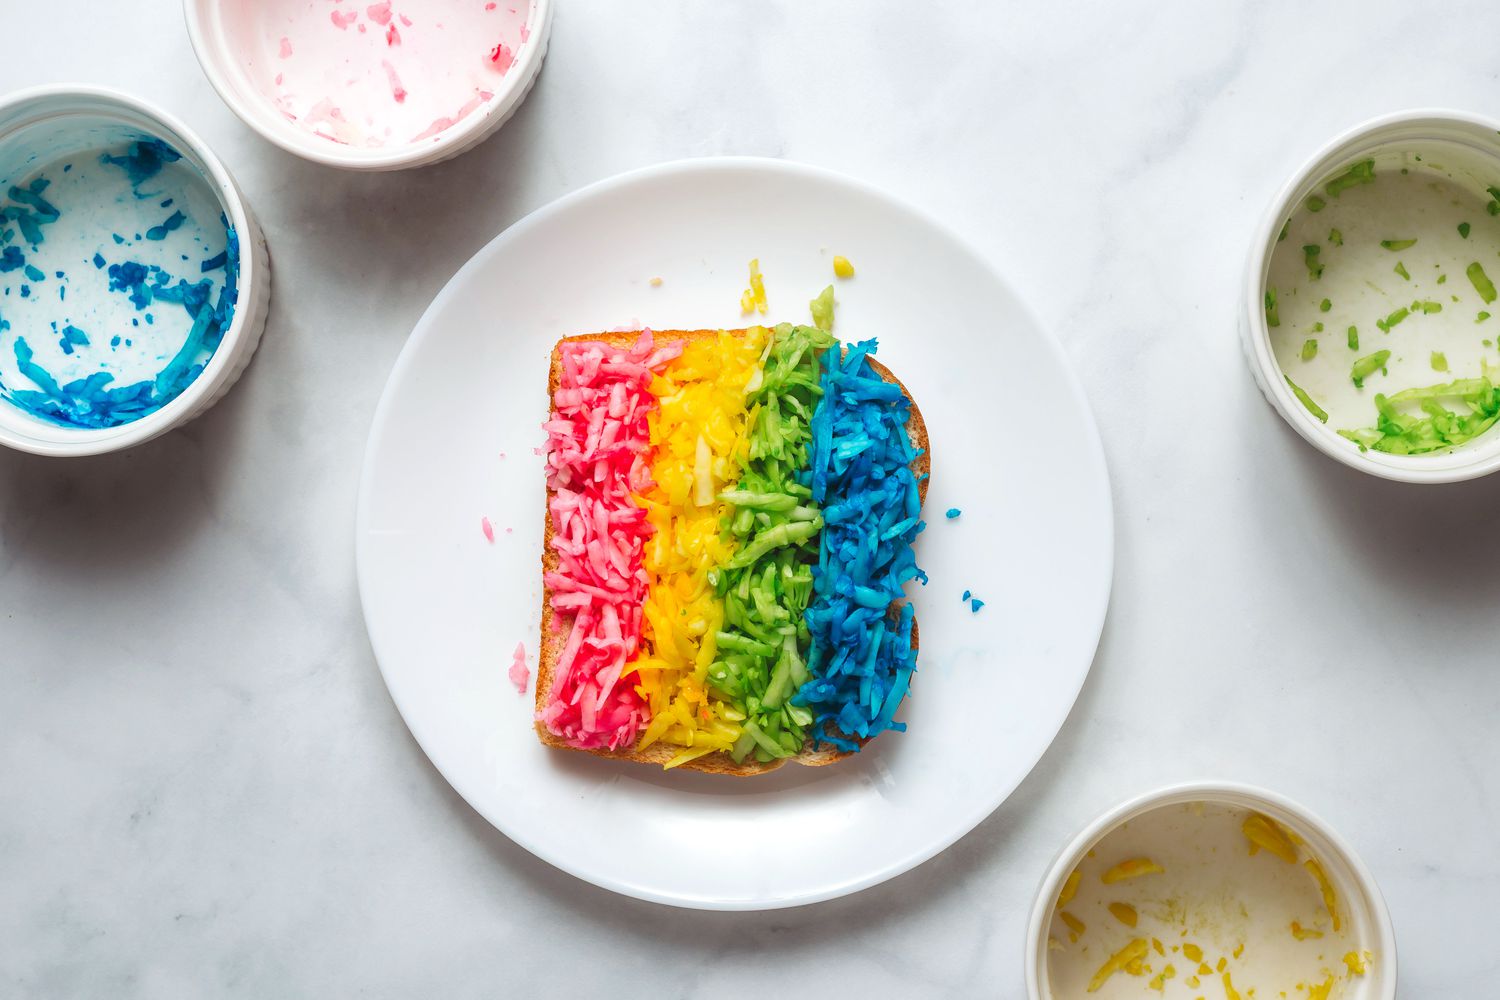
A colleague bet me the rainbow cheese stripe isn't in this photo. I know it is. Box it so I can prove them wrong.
[540,324,926,768]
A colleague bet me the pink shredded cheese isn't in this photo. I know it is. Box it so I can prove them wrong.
[537,331,681,750]
[481,516,495,543]
[509,642,529,693]
[382,59,408,103]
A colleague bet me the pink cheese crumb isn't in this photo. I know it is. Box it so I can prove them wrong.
[330,9,358,29]
[278,36,294,58]
[274,73,284,86]
[358,22,367,33]
[481,516,495,543]
[399,13,412,26]
[489,42,514,74]
[386,23,401,45]
[366,0,393,25]
[509,642,529,693]
[485,1,497,8]
[381,59,408,102]
[520,23,530,42]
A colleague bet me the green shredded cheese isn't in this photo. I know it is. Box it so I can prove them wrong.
[1347,326,1359,350]
[1285,376,1328,423]
[809,285,835,332]
[1329,228,1343,246]
[1339,377,1500,454]
[1307,195,1327,213]
[1394,261,1410,281]
[1302,339,1318,361]
[1351,350,1391,388]
[1459,222,1472,239]
[1324,159,1376,197]
[1431,351,1449,372]
[1303,244,1323,280]
[1468,262,1498,304]
[1376,307,1409,333]
[1380,239,1417,251]
[1265,288,1281,327]
[1319,298,1332,312]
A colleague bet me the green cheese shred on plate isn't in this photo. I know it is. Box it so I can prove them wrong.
[1380,238,1417,251]
[1347,326,1359,350]
[1265,288,1281,328]
[1301,339,1318,361]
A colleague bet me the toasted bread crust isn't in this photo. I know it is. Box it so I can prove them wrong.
[536,328,926,775]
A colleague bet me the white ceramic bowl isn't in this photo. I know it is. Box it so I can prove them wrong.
[1242,108,1500,483]
[0,85,270,458]
[184,0,553,171]
[1024,781,1396,999]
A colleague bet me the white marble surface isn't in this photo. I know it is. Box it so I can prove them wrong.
[1,1,1495,995]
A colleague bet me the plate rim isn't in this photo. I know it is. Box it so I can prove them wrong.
[354,155,1116,910]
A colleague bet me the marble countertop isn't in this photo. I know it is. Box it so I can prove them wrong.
[2,1,1495,995]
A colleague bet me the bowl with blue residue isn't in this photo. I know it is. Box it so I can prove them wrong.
[0,85,269,456]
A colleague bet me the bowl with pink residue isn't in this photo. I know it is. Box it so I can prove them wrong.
[185,0,552,171]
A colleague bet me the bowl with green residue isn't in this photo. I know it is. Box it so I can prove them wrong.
[1244,109,1500,482]
[0,85,269,457]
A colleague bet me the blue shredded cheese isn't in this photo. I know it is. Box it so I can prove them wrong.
[795,339,926,751]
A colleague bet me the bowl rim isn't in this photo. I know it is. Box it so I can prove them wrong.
[0,83,260,458]
[1243,106,1500,484]
[1022,780,1397,999]
[182,0,552,171]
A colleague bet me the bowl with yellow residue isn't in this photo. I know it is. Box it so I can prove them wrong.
[1024,782,1395,1000]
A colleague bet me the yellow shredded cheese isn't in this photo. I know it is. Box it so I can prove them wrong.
[1102,857,1166,883]
[1088,938,1150,993]
[740,258,768,315]
[631,329,766,763]
[1242,813,1299,864]
[1057,869,1081,910]
[832,254,855,278]
[1303,858,1341,932]
[1290,921,1323,941]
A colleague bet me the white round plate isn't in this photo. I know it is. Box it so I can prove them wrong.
[356,158,1113,910]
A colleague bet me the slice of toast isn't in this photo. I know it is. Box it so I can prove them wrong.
[536,328,929,776]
